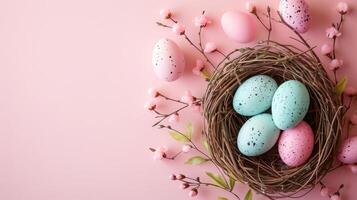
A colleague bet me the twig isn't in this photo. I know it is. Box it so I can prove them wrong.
[253,7,273,43]
[162,125,230,188]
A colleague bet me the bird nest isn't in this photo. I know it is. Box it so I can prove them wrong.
[203,41,343,199]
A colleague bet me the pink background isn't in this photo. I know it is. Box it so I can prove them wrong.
[0,0,356,199]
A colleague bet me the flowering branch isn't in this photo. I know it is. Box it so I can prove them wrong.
[150,123,243,199]
[145,88,202,127]
[170,173,241,199]
[249,4,273,43]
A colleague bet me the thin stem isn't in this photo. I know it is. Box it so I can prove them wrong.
[152,104,189,127]
[158,93,187,105]
[184,34,216,69]
[198,26,204,51]
[217,49,240,68]
[156,22,172,28]
[332,14,344,60]
[216,49,230,60]
[267,7,272,43]
[253,7,272,43]
[277,12,321,63]
[167,151,182,160]
[169,17,178,24]
[332,37,337,59]
[177,177,240,199]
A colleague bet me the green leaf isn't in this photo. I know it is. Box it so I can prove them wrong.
[203,137,210,152]
[229,175,236,191]
[185,156,208,165]
[202,70,211,80]
[169,131,189,142]
[206,172,229,189]
[335,76,348,96]
[217,197,228,200]
[185,122,193,140]
[244,189,253,200]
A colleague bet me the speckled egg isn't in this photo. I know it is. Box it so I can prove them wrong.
[272,80,310,130]
[233,75,278,116]
[152,38,185,82]
[278,121,314,167]
[221,11,257,43]
[237,113,281,156]
[278,0,311,33]
[338,136,357,164]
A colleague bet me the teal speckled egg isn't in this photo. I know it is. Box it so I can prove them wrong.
[233,75,278,116]
[237,113,280,156]
[272,80,310,130]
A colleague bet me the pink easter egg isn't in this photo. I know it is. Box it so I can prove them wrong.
[278,121,314,167]
[152,38,185,82]
[221,11,256,43]
[278,0,311,33]
[338,136,357,164]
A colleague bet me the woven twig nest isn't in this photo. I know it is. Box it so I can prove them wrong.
[203,41,343,199]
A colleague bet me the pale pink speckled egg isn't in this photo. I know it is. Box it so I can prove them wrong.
[338,136,357,164]
[278,121,314,167]
[152,38,185,82]
[278,0,311,33]
[221,11,256,43]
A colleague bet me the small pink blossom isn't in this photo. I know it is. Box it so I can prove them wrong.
[172,23,185,35]
[181,91,195,105]
[329,59,343,70]
[337,2,349,14]
[320,187,331,197]
[348,165,357,174]
[330,194,342,200]
[148,88,160,98]
[182,144,191,153]
[350,113,357,125]
[168,113,179,123]
[153,145,168,160]
[176,174,185,180]
[245,2,256,13]
[169,174,177,180]
[180,183,190,190]
[160,8,172,19]
[192,59,205,76]
[144,100,157,111]
[344,86,357,96]
[326,27,342,39]
[194,14,212,27]
[204,42,217,53]
[188,189,198,197]
[321,44,333,55]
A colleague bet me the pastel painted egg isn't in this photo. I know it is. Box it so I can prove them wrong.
[152,38,185,82]
[221,11,257,43]
[237,113,280,156]
[278,0,311,33]
[233,75,278,116]
[272,80,310,130]
[338,136,357,164]
[278,121,314,167]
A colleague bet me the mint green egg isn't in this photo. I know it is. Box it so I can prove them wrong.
[237,113,280,156]
[272,80,310,130]
[233,75,278,116]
